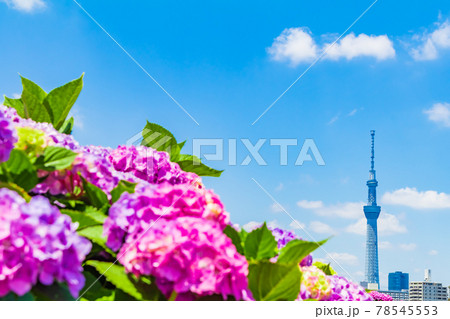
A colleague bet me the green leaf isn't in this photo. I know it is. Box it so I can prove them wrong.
[110,180,137,203]
[177,154,223,177]
[77,225,114,256]
[81,177,109,209]
[313,261,337,276]
[3,96,25,117]
[61,206,106,230]
[78,271,115,301]
[20,75,51,122]
[31,282,75,301]
[0,292,34,301]
[277,239,328,265]
[35,146,77,171]
[59,116,74,134]
[43,74,84,129]
[177,140,186,151]
[85,261,145,300]
[223,225,245,255]
[244,223,277,260]
[141,121,180,158]
[0,149,38,191]
[248,261,301,301]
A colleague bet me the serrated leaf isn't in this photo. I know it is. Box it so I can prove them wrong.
[78,271,115,301]
[35,146,77,171]
[85,261,145,300]
[3,96,25,117]
[277,238,328,265]
[244,223,277,260]
[177,154,223,177]
[43,74,84,129]
[59,116,74,134]
[141,121,179,153]
[61,206,106,230]
[20,76,51,122]
[81,177,109,209]
[313,261,337,276]
[77,225,113,255]
[248,261,301,301]
[0,149,38,191]
[110,180,137,203]
[223,225,245,255]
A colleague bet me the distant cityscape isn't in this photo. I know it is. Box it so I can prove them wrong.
[358,131,448,301]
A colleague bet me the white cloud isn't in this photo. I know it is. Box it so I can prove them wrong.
[297,199,324,209]
[346,213,407,236]
[70,108,84,130]
[268,28,394,66]
[347,109,358,117]
[399,243,416,251]
[379,241,393,250]
[275,183,284,191]
[424,103,450,127]
[382,187,450,209]
[242,221,260,232]
[267,28,318,66]
[1,0,45,12]
[289,219,306,230]
[326,252,359,266]
[270,202,284,213]
[243,220,280,232]
[429,250,438,256]
[298,200,364,219]
[325,33,395,61]
[309,221,336,235]
[327,114,339,125]
[411,20,450,61]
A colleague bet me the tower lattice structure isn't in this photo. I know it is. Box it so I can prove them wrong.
[364,130,380,287]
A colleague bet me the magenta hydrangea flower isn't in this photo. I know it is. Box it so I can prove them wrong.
[118,217,250,300]
[104,183,229,251]
[0,111,17,162]
[33,150,141,197]
[0,189,91,297]
[269,227,312,267]
[108,145,201,186]
[369,290,393,301]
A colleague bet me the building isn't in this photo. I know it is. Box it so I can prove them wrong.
[363,130,381,289]
[409,270,448,301]
[388,271,409,291]
[379,289,409,301]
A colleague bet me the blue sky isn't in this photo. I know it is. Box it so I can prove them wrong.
[1,0,450,289]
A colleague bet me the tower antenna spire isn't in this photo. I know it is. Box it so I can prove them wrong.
[370,130,375,171]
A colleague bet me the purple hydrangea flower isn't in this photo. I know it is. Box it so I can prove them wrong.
[269,227,312,267]
[1,105,79,151]
[327,275,373,301]
[104,183,229,251]
[119,217,250,300]
[0,111,17,162]
[0,189,91,297]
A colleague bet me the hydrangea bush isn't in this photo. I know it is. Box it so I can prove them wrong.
[0,75,378,301]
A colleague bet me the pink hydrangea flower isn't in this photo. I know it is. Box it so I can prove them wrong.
[0,189,91,297]
[369,290,393,301]
[108,145,201,186]
[299,266,332,300]
[118,217,250,300]
[104,183,229,251]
